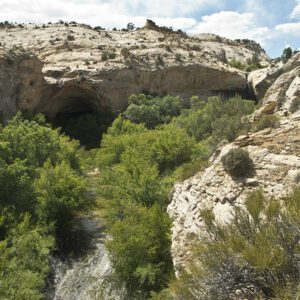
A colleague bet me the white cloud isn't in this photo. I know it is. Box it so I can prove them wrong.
[0,0,215,28]
[275,22,300,35]
[290,0,300,18]
[188,11,270,44]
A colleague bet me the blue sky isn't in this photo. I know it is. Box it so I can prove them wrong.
[1,0,300,57]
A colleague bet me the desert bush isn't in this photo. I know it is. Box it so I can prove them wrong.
[121,47,130,59]
[123,94,185,128]
[165,45,172,52]
[156,55,164,66]
[107,204,173,298]
[108,52,116,59]
[191,44,200,51]
[175,53,182,62]
[172,95,255,144]
[170,188,300,299]
[221,148,253,177]
[251,114,279,132]
[101,53,108,61]
[229,55,263,72]
[290,98,300,113]
[228,58,247,70]
[67,34,75,41]
[0,113,89,298]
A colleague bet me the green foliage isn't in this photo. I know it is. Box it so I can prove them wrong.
[0,113,89,298]
[173,95,255,145]
[101,53,108,61]
[97,116,198,295]
[123,93,185,128]
[229,54,263,72]
[228,58,247,70]
[101,150,167,218]
[175,53,182,62]
[171,188,300,299]
[0,215,54,300]
[221,148,253,177]
[121,47,130,59]
[282,47,293,62]
[98,116,197,173]
[156,55,164,66]
[251,114,280,132]
[34,161,87,237]
[0,112,79,169]
[107,204,173,298]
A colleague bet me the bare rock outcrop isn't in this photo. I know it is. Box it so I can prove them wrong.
[168,55,300,273]
[168,114,300,273]
[0,48,45,120]
[250,53,300,117]
[0,22,269,119]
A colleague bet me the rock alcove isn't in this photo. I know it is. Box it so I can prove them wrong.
[44,86,114,149]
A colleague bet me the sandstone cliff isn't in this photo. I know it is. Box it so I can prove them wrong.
[0,21,268,119]
[168,56,300,273]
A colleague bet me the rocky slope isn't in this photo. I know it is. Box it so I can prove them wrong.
[0,20,268,120]
[168,55,300,274]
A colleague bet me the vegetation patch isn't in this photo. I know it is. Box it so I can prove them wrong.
[171,188,300,299]
[221,148,253,177]
[251,114,279,132]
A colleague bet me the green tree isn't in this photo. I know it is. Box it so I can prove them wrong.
[123,94,185,128]
[34,161,87,238]
[0,215,54,300]
[282,47,293,62]
[107,204,173,298]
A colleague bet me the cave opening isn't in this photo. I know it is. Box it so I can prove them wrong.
[48,89,114,149]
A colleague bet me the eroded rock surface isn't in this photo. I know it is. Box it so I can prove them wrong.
[168,54,300,272]
[0,21,269,119]
[168,113,300,273]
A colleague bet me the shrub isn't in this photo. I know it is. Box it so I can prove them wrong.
[229,55,263,72]
[290,98,300,113]
[281,47,293,62]
[228,58,247,70]
[172,96,255,144]
[123,94,185,128]
[0,215,54,300]
[121,48,130,59]
[108,52,116,59]
[101,53,108,61]
[175,53,182,62]
[221,148,253,177]
[170,188,300,299]
[191,44,200,51]
[165,45,172,52]
[251,114,279,132]
[156,55,164,67]
[67,34,75,41]
[106,204,173,298]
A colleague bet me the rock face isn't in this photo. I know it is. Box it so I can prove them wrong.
[168,54,300,273]
[0,21,268,119]
[0,48,45,120]
[249,52,300,117]
[50,216,123,300]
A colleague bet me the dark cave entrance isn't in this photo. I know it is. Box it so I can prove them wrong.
[48,90,114,149]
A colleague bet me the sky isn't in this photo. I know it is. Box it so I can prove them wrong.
[0,0,300,57]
